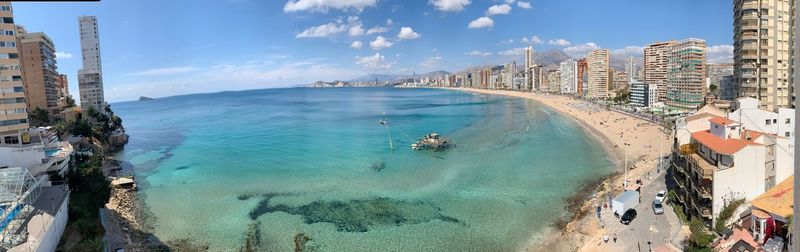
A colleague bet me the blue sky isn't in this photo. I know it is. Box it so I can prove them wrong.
[15,0,733,102]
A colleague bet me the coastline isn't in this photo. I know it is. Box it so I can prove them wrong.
[439,87,670,252]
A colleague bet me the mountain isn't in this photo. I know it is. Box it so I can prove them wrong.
[535,49,572,67]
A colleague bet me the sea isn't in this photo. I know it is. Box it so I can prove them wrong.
[112,87,615,251]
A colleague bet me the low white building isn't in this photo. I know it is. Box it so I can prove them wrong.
[728,97,794,141]
[671,110,794,226]
[629,82,658,107]
[0,128,74,178]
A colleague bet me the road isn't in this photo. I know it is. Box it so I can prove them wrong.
[594,168,684,251]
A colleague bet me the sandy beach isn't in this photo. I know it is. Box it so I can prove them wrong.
[443,88,672,252]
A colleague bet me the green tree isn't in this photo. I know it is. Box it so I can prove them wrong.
[68,119,93,137]
[28,107,50,127]
[687,217,714,251]
[65,96,76,108]
[709,84,718,93]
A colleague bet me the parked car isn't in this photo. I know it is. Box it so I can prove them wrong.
[653,200,664,215]
[621,209,637,225]
[654,190,667,203]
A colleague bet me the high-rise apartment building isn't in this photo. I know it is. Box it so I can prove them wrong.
[665,38,707,110]
[0,2,27,144]
[576,58,588,97]
[18,29,59,114]
[524,46,533,91]
[559,59,577,94]
[625,56,637,81]
[77,15,105,111]
[55,73,70,108]
[612,69,629,90]
[644,41,677,102]
[733,0,792,111]
[586,49,610,98]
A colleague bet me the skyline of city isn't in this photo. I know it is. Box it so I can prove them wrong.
[13,0,735,102]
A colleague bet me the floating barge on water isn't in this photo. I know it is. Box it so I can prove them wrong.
[411,133,453,151]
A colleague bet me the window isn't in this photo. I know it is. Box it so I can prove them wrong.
[786,132,791,137]
[0,41,15,47]
[1,17,12,24]
[773,119,777,123]
[766,119,771,125]
[0,6,10,12]
[3,135,18,144]
[786,118,791,124]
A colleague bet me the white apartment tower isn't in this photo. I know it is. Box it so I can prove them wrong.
[77,15,105,111]
[559,59,577,94]
[625,56,636,81]
[0,2,28,144]
[524,46,534,91]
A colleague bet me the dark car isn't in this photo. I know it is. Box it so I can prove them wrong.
[620,209,637,225]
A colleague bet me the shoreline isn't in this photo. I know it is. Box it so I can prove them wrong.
[439,87,670,252]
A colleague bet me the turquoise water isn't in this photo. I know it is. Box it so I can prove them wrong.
[113,87,614,251]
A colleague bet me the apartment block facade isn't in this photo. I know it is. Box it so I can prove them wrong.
[644,41,676,102]
[0,2,27,144]
[77,15,105,111]
[586,49,610,98]
[665,38,707,110]
[576,58,588,97]
[559,59,577,94]
[733,0,793,111]
[18,30,59,114]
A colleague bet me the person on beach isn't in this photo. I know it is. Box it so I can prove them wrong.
[603,234,609,243]
[613,233,617,243]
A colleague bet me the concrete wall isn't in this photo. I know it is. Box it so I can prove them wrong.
[0,145,44,169]
[35,192,68,252]
[712,145,766,219]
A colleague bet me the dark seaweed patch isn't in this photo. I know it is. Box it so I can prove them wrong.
[237,194,253,201]
[175,166,190,171]
[248,196,461,232]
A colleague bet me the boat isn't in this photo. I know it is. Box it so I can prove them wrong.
[411,133,453,151]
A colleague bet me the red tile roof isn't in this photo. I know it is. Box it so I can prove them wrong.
[709,116,739,126]
[741,130,763,140]
[691,130,759,155]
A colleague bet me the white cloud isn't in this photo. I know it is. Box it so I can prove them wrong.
[350,40,363,49]
[498,47,525,56]
[429,0,471,12]
[283,0,378,13]
[129,66,199,76]
[397,27,421,40]
[707,44,734,64]
[386,19,394,26]
[355,53,392,69]
[611,45,645,59]
[420,55,443,68]
[296,22,347,38]
[54,51,73,59]
[349,24,364,36]
[504,0,515,4]
[563,42,599,58]
[486,4,511,16]
[465,50,492,56]
[366,26,389,34]
[517,1,531,9]
[521,35,542,45]
[548,38,571,46]
[369,36,394,50]
[499,39,514,44]
[468,16,494,29]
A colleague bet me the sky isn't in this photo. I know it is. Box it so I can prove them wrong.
[14,0,734,102]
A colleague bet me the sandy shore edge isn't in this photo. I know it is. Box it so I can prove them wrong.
[437,87,669,252]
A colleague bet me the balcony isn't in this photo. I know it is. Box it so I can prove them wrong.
[688,153,715,179]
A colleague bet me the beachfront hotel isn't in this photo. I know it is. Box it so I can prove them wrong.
[17,28,59,115]
[670,99,794,227]
[77,15,105,111]
[733,0,792,111]
[644,41,676,102]
[586,49,610,98]
[665,38,707,110]
[629,81,658,107]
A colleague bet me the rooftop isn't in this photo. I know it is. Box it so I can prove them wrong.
[709,116,739,126]
[691,130,759,155]
[751,175,794,218]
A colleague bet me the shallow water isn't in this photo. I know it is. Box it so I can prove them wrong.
[113,87,614,251]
